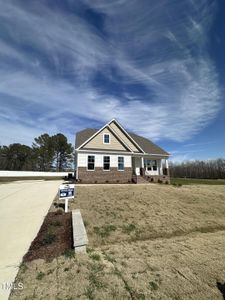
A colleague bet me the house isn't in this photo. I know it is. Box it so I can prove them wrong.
[75,119,170,184]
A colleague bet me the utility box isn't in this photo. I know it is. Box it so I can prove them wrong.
[58,183,75,199]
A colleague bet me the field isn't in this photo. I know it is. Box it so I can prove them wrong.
[171,177,225,185]
[10,184,225,300]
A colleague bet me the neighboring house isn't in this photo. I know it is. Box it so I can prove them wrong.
[75,119,170,184]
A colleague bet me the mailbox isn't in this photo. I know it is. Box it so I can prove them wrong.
[58,183,75,199]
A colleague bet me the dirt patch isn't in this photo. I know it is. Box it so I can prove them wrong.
[23,211,73,262]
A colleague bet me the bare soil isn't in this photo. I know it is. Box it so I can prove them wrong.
[23,211,73,262]
[10,184,225,300]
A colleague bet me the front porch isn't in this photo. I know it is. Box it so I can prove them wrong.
[132,156,170,184]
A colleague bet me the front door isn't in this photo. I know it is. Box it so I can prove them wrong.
[132,157,141,175]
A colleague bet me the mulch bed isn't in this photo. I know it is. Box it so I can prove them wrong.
[23,211,73,262]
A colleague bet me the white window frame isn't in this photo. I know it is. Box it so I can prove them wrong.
[145,159,158,172]
[87,155,95,171]
[118,156,124,171]
[103,133,110,144]
[103,156,110,171]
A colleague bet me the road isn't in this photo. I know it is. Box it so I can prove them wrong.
[0,180,62,300]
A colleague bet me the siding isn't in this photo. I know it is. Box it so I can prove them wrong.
[82,128,128,151]
[109,122,140,152]
[77,153,132,168]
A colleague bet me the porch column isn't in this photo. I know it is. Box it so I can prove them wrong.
[141,157,145,176]
[159,160,163,175]
[141,157,144,168]
[165,159,169,176]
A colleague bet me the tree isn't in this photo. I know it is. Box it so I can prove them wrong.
[169,158,225,179]
[52,134,73,171]
[32,134,54,171]
[0,144,33,170]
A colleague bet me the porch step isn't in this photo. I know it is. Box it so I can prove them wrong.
[132,175,149,184]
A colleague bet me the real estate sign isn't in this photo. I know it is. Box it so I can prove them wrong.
[58,183,75,199]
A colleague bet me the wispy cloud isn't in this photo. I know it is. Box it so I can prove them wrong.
[0,0,222,145]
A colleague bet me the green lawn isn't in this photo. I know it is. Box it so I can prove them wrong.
[171,177,225,185]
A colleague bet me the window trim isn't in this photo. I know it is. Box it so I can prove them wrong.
[103,155,110,171]
[145,159,158,172]
[103,133,110,144]
[87,155,95,171]
[118,156,125,171]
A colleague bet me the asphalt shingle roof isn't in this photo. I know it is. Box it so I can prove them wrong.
[75,128,169,156]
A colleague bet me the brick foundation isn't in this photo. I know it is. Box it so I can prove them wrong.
[77,167,133,183]
[144,175,170,184]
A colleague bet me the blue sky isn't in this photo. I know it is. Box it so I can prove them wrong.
[0,0,224,162]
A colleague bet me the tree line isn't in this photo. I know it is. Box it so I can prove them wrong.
[169,158,225,179]
[0,133,73,172]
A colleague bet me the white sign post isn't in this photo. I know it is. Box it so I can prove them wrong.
[58,183,75,212]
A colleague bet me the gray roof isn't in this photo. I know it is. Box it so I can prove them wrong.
[75,128,169,156]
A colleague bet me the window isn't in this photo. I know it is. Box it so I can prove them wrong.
[87,155,95,170]
[103,133,110,144]
[118,156,124,171]
[145,159,157,171]
[103,156,110,170]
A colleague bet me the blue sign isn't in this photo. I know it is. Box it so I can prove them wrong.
[59,184,75,199]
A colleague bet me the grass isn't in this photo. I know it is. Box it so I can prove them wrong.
[36,271,45,280]
[89,253,101,261]
[63,249,75,258]
[93,224,117,238]
[122,223,136,234]
[171,177,225,185]
[10,184,225,300]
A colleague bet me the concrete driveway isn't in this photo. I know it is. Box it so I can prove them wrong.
[0,180,62,300]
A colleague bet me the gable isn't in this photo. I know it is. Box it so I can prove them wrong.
[81,127,130,151]
[109,121,141,153]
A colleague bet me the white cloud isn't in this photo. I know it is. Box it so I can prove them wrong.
[0,0,222,145]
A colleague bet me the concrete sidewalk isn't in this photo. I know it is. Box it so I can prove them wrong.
[0,180,62,300]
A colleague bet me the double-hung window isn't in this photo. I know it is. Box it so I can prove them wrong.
[103,133,110,144]
[118,156,124,171]
[103,156,110,170]
[145,159,157,171]
[87,155,95,170]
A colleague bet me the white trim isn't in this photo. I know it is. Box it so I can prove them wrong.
[109,119,145,154]
[76,118,143,153]
[76,122,109,150]
[77,149,169,156]
[103,133,110,144]
[108,124,134,152]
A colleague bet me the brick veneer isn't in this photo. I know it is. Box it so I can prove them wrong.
[78,167,133,183]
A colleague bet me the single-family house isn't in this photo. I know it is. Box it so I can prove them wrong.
[75,119,170,183]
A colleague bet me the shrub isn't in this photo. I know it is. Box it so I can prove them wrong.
[55,209,63,215]
[42,232,56,245]
[50,220,62,226]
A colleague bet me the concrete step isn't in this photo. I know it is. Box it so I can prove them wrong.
[72,209,88,253]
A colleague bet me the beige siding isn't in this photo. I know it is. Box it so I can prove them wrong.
[82,128,128,151]
[109,122,140,152]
